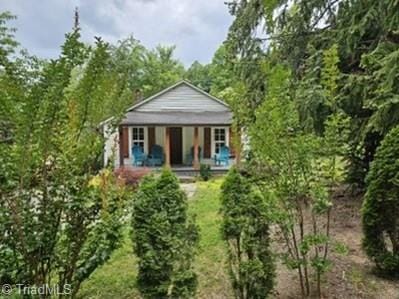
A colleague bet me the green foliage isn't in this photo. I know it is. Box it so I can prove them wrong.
[0,19,130,296]
[220,166,275,299]
[109,36,146,93]
[185,61,212,92]
[362,125,399,276]
[79,179,229,299]
[226,0,399,188]
[207,45,247,128]
[247,62,340,298]
[295,48,329,134]
[199,163,212,181]
[209,45,235,96]
[225,0,268,124]
[340,36,399,187]
[109,38,186,103]
[141,45,185,95]
[132,169,199,298]
[321,44,340,108]
[0,11,18,63]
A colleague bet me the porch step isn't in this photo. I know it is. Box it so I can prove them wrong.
[172,167,229,178]
[178,176,196,183]
[116,166,229,181]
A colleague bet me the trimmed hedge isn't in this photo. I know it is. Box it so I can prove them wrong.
[362,125,399,276]
[220,166,275,298]
[132,168,199,298]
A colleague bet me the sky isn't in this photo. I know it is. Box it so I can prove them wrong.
[0,0,233,67]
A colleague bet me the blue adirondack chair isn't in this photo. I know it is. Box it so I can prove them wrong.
[147,144,164,166]
[214,146,230,166]
[132,145,147,166]
[186,146,202,165]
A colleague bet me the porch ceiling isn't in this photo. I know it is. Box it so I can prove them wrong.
[120,111,233,126]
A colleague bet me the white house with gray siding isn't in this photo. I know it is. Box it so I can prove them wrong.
[103,80,238,168]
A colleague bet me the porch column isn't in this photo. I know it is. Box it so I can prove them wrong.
[193,127,200,169]
[118,126,124,166]
[119,126,129,167]
[235,129,242,166]
[164,127,171,167]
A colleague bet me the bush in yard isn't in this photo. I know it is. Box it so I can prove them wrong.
[132,168,199,298]
[199,163,212,181]
[362,125,399,276]
[220,166,275,299]
[114,166,151,186]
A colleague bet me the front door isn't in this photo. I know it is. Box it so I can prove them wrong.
[169,127,183,165]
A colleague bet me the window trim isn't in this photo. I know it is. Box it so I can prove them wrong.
[129,126,147,157]
[211,127,229,158]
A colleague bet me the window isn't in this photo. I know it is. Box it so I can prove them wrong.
[214,128,226,154]
[132,127,145,150]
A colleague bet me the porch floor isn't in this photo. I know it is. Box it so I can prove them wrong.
[120,164,230,177]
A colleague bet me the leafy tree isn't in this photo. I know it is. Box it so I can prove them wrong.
[248,59,346,297]
[209,45,234,96]
[132,169,198,298]
[295,45,332,135]
[264,0,399,188]
[0,11,18,63]
[141,45,185,95]
[0,16,130,297]
[184,60,212,92]
[341,35,399,188]
[224,0,267,124]
[362,125,399,276]
[109,35,146,94]
[0,11,20,144]
[249,66,313,297]
[109,38,194,108]
[224,0,399,189]
[220,166,275,299]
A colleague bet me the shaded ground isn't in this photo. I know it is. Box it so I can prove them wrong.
[78,181,398,299]
[274,187,399,299]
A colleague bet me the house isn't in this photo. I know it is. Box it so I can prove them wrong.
[103,80,239,169]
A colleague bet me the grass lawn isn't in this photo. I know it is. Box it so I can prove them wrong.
[78,178,230,299]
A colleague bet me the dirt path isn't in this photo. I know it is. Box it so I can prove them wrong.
[274,188,399,299]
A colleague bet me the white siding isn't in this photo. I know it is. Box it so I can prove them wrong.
[103,124,120,167]
[135,84,229,112]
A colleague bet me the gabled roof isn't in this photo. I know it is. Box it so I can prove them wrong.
[126,80,230,112]
[100,80,231,126]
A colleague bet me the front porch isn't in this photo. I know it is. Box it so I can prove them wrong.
[115,125,238,169]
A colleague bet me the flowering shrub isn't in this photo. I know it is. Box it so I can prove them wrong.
[114,166,151,186]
